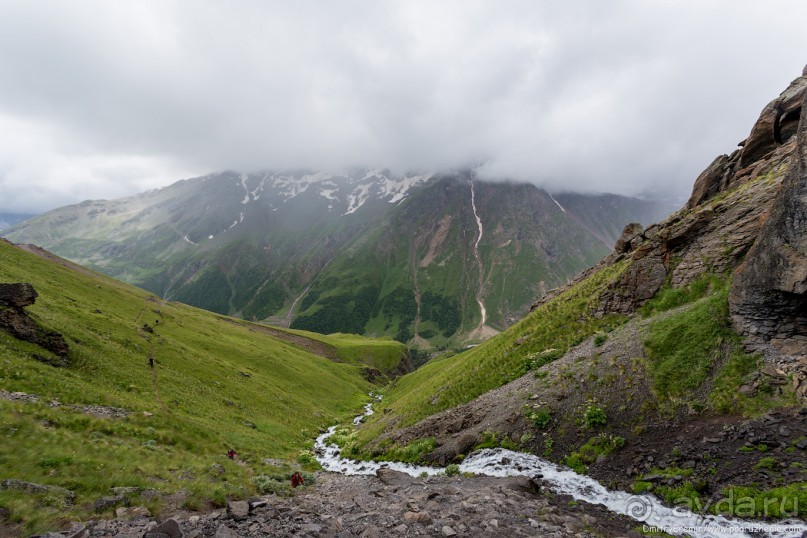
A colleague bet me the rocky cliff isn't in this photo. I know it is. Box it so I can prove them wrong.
[730,73,807,401]
[528,69,807,404]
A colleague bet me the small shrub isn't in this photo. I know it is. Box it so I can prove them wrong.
[519,432,533,445]
[252,475,291,496]
[564,454,587,474]
[754,457,777,470]
[296,449,318,466]
[524,406,552,430]
[593,333,607,347]
[583,402,607,428]
[445,464,460,477]
[543,437,554,458]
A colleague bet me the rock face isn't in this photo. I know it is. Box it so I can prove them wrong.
[730,87,807,400]
[0,282,69,360]
[594,71,807,316]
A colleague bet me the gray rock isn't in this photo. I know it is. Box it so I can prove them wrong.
[227,500,250,521]
[442,525,457,536]
[144,518,183,538]
[214,525,239,538]
[93,495,126,512]
[114,506,150,519]
[0,479,75,503]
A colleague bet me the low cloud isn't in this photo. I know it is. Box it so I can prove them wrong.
[1,1,805,212]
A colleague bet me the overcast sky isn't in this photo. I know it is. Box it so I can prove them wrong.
[1,1,806,214]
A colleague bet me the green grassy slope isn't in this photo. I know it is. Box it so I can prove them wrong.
[0,240,372,533]
[357,260,628,445]
[276,328,408,372]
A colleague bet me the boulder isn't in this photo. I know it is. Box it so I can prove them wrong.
[0,305,69,357]
[614,223,644,254]
[739,74,807,168]
[0,283,38,308]
[376,468,412,485]
[226,500,249,521]
[686,153,737,209]
[144,518,183,538]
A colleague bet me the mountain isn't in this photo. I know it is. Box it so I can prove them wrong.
[4,170,670,347]
[0,213,34,231]
[350,69,807,518]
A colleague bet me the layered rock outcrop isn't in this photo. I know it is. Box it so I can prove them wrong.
[730,85,807,400]
[596,71,807,317]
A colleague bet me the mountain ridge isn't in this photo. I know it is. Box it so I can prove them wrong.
[5,170,670,347]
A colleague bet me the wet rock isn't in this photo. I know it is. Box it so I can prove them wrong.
[376,468,411,485]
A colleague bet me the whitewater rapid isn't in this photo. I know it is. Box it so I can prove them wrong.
[314,397,807,538]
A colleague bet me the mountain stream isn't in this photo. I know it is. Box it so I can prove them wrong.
[315,396,807,538]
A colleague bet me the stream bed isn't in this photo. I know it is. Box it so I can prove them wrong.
[315,397,807,538]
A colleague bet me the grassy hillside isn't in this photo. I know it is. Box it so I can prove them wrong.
[278,328,408,372]
[0,240,375,534]
[356,259,628,445]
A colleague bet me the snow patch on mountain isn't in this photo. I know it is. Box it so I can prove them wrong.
[345,183,372,215]
[229,169,433,215]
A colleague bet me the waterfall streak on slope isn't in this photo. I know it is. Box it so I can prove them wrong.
[315,399,807,538]
[470,182,487,327]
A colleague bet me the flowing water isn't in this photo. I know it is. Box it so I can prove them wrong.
[469,181,487,328]
[315,397,807,538]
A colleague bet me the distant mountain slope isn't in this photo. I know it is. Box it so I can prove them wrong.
[5,170,670,346]
[0,212,35,231]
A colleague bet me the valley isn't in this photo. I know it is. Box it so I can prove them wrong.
[1,65,806,538]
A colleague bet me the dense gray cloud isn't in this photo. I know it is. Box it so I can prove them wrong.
[1,0,806,213]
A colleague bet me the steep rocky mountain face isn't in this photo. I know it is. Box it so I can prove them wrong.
[4,170,668,346]
[730,71,807,386]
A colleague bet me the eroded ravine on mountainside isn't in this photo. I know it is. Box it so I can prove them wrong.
[468,182,497,340]
[315,398,807,538]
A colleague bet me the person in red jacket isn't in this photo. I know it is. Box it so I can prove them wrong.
[290,472,305,488]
